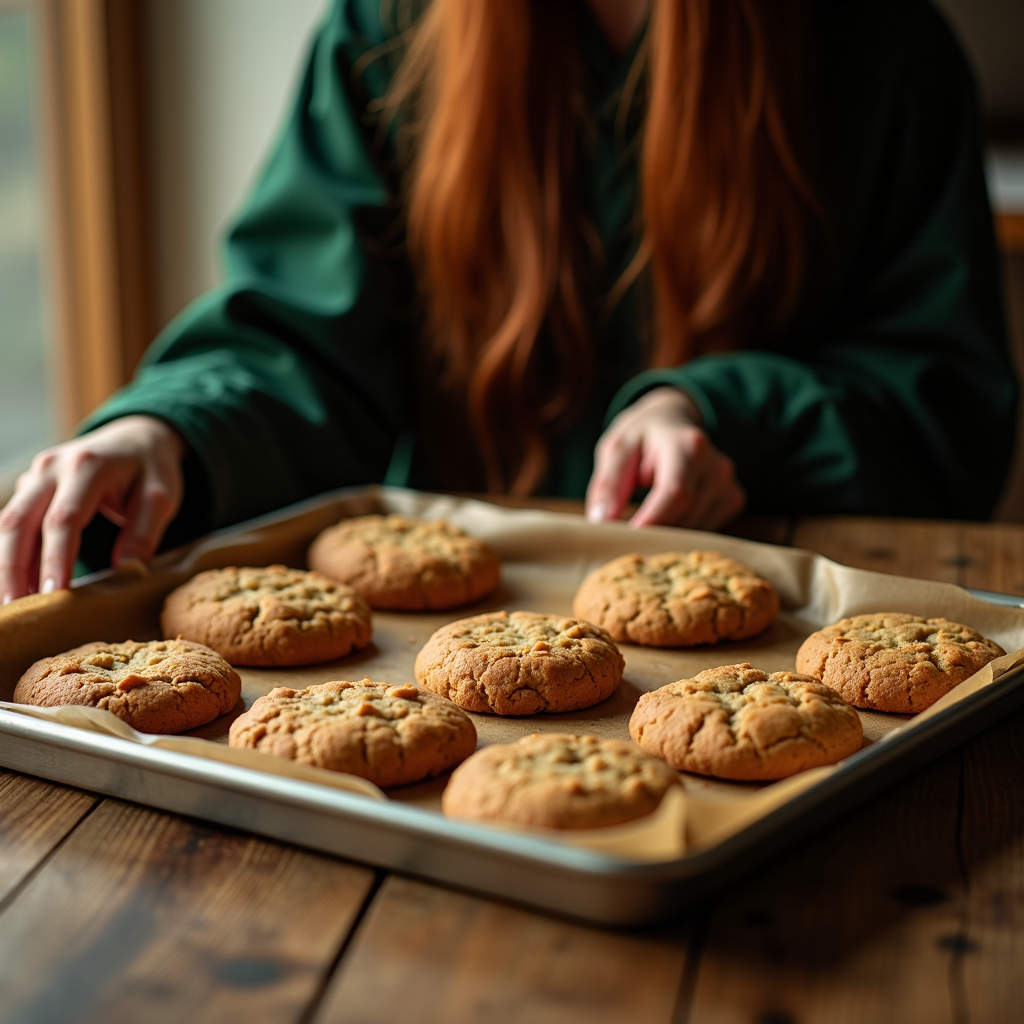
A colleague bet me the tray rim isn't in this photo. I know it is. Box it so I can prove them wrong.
[3,655,1022,884]
[2,487,1022,923]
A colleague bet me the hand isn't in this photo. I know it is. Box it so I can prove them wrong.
[0,416,187,602]
[586,387,746,529]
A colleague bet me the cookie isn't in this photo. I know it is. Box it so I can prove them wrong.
[307,514,500,610]
[795,613,1005,713]
[160,565,372,667]
[629,663,863,781]
[228,679,477,787]
[442,733,679,830]
[13,638,241,734]
[572,551,779,647]
[414,610,624,715]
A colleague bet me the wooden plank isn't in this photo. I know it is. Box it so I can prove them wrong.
[792,518,1024,599]
[955,522,1024,598]
[792,516,966,584]
[682,750,967,1024]
[725,514,793,547]
[0,798,376,1024]
[314,875,691,1024]
[0,769,97,906]
[960,707,1024,1022]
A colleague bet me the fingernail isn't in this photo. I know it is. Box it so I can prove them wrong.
[587,503,610,523]
[2,594,11,606]
[41,577,56,594]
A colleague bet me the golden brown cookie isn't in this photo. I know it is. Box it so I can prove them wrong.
[228,679,477,787]
[160,565,372,667]
[629,663,863,781]
[442,732,679,830]
[795,613,1005,713]
[13,638,241,734]
[414,610,624,715]
[572,551,779,647]
[307,514,500,610]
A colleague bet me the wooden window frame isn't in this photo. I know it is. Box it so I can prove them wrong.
[30,0,153,436]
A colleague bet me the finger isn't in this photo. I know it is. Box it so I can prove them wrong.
[587,429,642,523]
[97,499,129,529]
[112,471,180,567]
[0,473,58,602]
[38,453,119,592]
[25,520,42,596]
[684,475,747,532]
[629,436,696,528]
[679,455,736,530]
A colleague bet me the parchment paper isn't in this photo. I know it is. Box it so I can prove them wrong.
[1,487,1022,862]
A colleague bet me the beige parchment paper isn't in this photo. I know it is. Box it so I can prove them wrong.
[1,486,1022,862]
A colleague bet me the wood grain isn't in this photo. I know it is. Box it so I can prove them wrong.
[792,518,1024,598]
[314,875,691,1024]
[683,749,968,1024]
[792,517,967,585]
[0,799,376,1024]
[960,708,1024,1021]
[0,770,96,906]
[955,522,1024,597]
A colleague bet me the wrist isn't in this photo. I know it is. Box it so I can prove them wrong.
[109,415,189,461]
[635,387,703,428]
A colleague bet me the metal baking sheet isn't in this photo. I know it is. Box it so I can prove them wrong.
[1,487,1022,926]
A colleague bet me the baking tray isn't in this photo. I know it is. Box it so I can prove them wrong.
[1,487,1022,926]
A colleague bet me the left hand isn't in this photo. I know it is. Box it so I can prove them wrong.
[585,387,746,529]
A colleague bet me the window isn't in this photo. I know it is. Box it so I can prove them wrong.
[0,5,55,481]
[0,0,153,502]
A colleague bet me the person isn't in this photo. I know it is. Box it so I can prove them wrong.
[0,0,1016,604]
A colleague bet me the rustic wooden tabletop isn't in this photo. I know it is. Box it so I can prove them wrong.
[1,510,1022,1024]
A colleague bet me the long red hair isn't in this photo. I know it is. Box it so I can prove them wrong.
[386,0,818,493]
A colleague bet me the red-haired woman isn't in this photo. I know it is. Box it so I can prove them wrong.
[0,0,1015,600]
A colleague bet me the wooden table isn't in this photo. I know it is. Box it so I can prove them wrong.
[2,511,1023,1024]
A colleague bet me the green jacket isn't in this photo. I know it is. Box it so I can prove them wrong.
[85,0,1016,555]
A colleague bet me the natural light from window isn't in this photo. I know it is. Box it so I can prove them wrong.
[0,8,54,478]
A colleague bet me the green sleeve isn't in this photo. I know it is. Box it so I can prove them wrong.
[82,0,411,538]
[609,1,1016,519]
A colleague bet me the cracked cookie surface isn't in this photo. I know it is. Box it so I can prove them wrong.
[308,514,500,610]
[414,610,624,715]
[572,551,779,647]
[442,732,679,829]
[795,613,1005,713]
[629,663,863,780]
[160,565,372,667]
[13,638,241,734]
[228,679,477,787]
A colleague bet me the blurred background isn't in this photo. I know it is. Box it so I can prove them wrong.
[0,0,1021,514]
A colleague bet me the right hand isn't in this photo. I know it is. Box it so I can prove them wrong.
[0,416,187,603]
[586,387,746,530]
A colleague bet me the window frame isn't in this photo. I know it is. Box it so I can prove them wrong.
[37,0,153,432]
[0,0,152,479]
